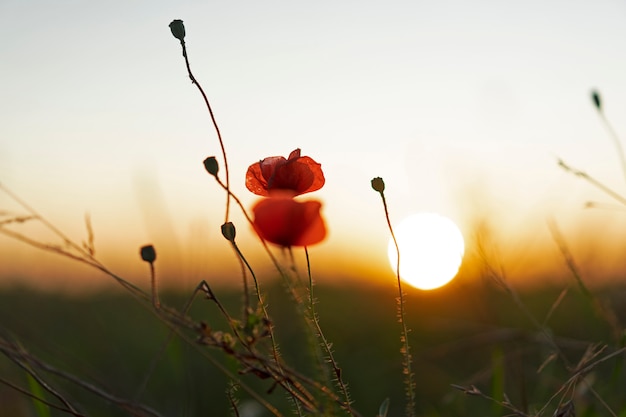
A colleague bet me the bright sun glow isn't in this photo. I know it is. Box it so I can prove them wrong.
[387,213,465,290]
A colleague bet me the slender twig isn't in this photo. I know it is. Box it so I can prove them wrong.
[175,38,231,222]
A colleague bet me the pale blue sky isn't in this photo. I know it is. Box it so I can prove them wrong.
[2,0,626,290]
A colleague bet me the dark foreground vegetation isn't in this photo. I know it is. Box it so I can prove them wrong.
[1,277,625,417]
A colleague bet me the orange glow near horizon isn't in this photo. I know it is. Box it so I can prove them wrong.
[4,196,626,296]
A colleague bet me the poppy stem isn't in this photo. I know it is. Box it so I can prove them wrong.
[228,241,289,378]
[372,180,416,417]
[177,39,231,223]
[149,262,160,310]
[304,247,355,416]
[212,176,291,281]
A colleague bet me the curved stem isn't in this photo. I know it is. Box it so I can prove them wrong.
[598,110,626,188]
[558,159,626,206]
[178,40,231,222]
[375,188,416,417]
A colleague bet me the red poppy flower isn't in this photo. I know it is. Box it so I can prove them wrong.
[252,196,327,247]
[245,149,325,197]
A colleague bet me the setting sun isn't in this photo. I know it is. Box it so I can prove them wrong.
[387,213,465,290]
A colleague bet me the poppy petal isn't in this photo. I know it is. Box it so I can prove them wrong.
[245,150,325,196]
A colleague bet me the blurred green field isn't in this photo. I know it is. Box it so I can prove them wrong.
[1,278,625,416]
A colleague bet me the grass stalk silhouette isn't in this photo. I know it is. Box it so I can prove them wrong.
[591,90,626,188]
[547,219,623,342]
[557,159,626,206]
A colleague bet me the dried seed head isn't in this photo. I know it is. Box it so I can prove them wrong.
[140,245,156,263]
[221,222,236,242]
[371,177,385,193]
[203,156,219,177]
[169,19,186,41]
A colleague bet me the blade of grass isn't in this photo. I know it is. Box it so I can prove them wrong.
[26,373,53,417]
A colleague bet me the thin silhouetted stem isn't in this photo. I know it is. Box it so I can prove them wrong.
[604,115,626,187]
[177,40,231,222]
[372,182,415,417]
[548,219,623,341]
[0,183,91,259]
[557,159,626,206]
[228,241,306,414]
[134,279,219,400]
[213,177,289,279]
[0,184,147,299]
[149,262,160,309]
[305,247,354,416]
[594,101,626,188]
[230,242,280,360]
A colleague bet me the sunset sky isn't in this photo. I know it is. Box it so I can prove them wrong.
[2,0,626,292]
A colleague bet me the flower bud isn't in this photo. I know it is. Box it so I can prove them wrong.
[221,222,236,242]
[169,20,186,41]
[140,245,156,263]
[371,177,385,193]
[203,156,219,177]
